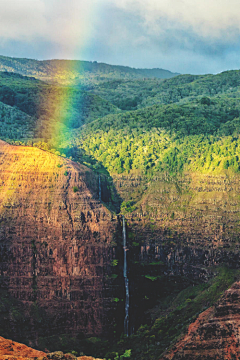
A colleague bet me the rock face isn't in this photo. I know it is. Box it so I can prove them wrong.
[161,281,240,359]
[0,335,45,359]
[0,140,119,339]
[115,171,240,276]
[111,171,240,332]
[0,335,103,359]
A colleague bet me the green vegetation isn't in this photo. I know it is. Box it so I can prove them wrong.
[111,260,119,267]
[2,69,240,178]
[0,71,121,141]
[75,95,240,175]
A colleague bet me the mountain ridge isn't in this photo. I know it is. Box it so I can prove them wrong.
[0,55,179,87]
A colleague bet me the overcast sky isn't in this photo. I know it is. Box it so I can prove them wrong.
[1,0,240,74]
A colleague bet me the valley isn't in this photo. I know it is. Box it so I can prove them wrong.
[1,56,240,359]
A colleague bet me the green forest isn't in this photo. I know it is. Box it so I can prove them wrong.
[2,68,240,178]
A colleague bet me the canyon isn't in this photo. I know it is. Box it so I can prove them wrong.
[2,139,240,358]
[1,52,240,359]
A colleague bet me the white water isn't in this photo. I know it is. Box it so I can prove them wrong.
[99,175,101,201]
[123,216,129,336]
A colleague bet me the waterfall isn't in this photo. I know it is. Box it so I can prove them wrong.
[123,216,129,336]
[99,175,101,201]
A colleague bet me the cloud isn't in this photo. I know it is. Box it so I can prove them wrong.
[114,0,240,40]
[0,0,47,41]
[0,0,100,51]
[0,0,240,74]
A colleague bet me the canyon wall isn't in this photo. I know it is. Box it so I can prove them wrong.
[114,171,240,272]
[0,140,120,339]
[111,172,240,333]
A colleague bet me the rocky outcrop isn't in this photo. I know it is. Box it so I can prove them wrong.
[161,281,240,359]
[0,335,45,358]
[0,335,104,359]
[0,140,119,340]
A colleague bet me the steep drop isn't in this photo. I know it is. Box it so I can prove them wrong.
[0,140,119,341]
[123,216,129,336]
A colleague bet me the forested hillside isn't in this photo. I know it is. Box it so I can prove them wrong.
[75,94,240,175]
[0,55,179,87]
[0,71,120,140]
[90,71,240,110]
[2,69,240,176]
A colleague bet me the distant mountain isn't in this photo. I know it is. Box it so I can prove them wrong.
[0,55,179,86]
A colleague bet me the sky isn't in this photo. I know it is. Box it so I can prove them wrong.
[1,0,240,74]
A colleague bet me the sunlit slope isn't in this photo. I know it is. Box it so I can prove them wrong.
[0,140,117,337]
[75,92,240,175]
[0,139,114,241]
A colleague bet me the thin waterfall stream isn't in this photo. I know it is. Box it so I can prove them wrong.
[123,216,129,336]
[99,175,101,201]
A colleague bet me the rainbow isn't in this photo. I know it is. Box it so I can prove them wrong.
[34,1,99,146]
[35,61,88,148]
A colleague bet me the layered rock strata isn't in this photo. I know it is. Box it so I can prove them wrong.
[161,281,240,359]
[114,172,240,275]
[0,140,118,338]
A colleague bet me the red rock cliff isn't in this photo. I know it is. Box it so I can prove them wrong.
[161,281,240,359]
[0,140,118,339]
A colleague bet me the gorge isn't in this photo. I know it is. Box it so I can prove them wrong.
[122,216,129,337]
[1,56,240,359]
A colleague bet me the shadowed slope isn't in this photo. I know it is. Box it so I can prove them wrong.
[161,282,240,359]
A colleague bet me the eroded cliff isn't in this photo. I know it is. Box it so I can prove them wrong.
[161,281,240,359]
[112,171,240,340]
[115,171,240,272]
[0,140,119,340]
